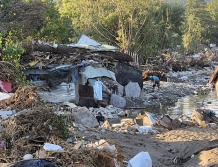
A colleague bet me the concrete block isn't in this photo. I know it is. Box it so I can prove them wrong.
[125,82,141,98]
[110,94,126,109]
[72,107,99,128]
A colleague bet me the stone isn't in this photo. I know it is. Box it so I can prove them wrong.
[110,94,126,109]
[117,83,124,96]
[0,125,3,133]
[118,110,125,116]
[159,114,172,129]
[129,131,135,135]
[72,107,99,128]
[125,81,141,98]
[172,118,182,129]
[95,134,101,140]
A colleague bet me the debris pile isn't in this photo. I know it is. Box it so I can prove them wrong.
[0,62,19,92]
[142,52,218,81]
[0,106,124,166]
[0,86,41,110]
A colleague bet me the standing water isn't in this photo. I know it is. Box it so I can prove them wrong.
[165,90,218,118]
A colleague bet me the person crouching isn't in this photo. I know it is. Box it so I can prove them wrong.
[150,75,160,91]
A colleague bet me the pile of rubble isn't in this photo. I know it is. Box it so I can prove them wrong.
[142,51,217,81]
[0,82,218,166]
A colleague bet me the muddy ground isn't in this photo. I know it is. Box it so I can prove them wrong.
[100,67,218,167]
[0,67,217,167]
[101,126,218,167]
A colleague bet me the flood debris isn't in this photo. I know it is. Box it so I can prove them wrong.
[0,62,19,92]
[0,86,41,110]
[191,108,218,127]
[1,37,218,166]
[127,151,152,167]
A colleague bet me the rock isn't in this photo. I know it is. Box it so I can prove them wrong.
[78,126,87,131]
[117,83,124,96]
[180,76,188,81]
[208,123,218,129]
[159,114,172,129]
[118,110,125,116]
[0,125,3,133]
[125,81,141,98]
[191,109,211,127]
[110,94,126,109]
[95,134,101,140]
[72,107,99,128]
[172,118,182,129]
[129,131,135,135]
[193,91,198,95]
[131,124,139,132]
[66,138,73,143]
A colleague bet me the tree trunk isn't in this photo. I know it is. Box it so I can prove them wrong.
[32,44,133,62]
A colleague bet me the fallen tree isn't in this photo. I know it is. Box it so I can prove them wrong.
[32,43,133,62]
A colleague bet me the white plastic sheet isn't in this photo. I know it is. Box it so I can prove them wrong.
[43,143,64,152]
[0,92,11,101]
[137,126,153,134]
[94,80,103,101]
[129,152,152,167]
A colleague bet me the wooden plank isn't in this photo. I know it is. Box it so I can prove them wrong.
[209,66,218,83]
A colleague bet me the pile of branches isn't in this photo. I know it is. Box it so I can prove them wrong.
[0,86,41,110]
[0,106,124,166]
[0,62,19,91]
[0,106,70,161]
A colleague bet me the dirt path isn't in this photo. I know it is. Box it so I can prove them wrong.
[101,126,218,167]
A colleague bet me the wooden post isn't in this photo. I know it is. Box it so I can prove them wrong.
[215,81,218,98]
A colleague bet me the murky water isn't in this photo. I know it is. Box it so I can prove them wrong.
[146,90,218,118]
[165,90,218,118]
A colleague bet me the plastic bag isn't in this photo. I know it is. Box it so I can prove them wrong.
[11,159,56,167]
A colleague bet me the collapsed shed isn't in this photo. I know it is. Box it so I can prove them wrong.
[21,35,143,108]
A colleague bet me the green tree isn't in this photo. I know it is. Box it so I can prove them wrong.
[37,0,74,43]
[206,0,218,44]
[182,0,212,51]
[0,0,46,40]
